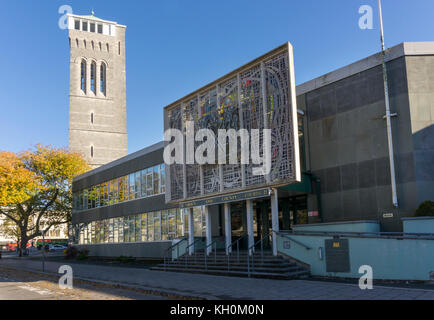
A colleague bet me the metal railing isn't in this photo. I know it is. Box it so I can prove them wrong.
[280,230,434,240]
[183,238,203,268]
[247,233,272,276]
[163,238,187,271]
[226,234,249,271]
[275,231,311,250]
[204,239,218,271]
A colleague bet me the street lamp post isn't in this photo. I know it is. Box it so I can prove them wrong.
[378,0,399,208]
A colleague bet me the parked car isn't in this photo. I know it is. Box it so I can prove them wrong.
[49,244,67,252]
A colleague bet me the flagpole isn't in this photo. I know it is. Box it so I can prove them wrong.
[378,0,398,208]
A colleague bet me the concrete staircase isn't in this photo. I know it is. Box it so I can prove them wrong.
[151,250,310,280]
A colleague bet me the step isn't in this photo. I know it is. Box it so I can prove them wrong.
[150,266,309,280]
[155,264,304,273]
[165,261,298,269]
[175,257,287,264]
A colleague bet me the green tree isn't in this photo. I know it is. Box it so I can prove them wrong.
[0,145,89,256]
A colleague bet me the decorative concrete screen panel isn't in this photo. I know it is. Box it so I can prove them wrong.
[164,43,300,204]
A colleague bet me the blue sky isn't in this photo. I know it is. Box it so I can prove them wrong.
[0,0,433,154]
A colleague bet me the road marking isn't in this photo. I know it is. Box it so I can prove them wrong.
[18,284,53,296]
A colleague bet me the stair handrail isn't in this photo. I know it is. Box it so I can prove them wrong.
[163,237,188,271]
[227,234,248,262]
[184,238,203,268]
[226,234,249,272]
[275,231,311,250]
[204,238,218,271]
[247,232,272,276]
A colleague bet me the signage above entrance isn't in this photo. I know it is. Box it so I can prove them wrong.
[179,188,271,209]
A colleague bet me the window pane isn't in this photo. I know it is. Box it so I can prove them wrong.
[91,63,96,93]
[123,217,129,243]
[118,177,124,202]
[160,164,165,193]
[153,166,160,195]
[146,169,153,196]
[176,209,183,238]
[79,224,84,244]
[95,221,100,243]
[96,185,100,207]
[135,172,141,199]
[169,210,176,240]
[113,178,119,204]
[92,186,96,208]
[109,218,114,243]
[108,180,113,205]
[74,20,80,30]
[82,21,88,31]
[123,176,129,201]
[129,216,135,243]
[135,215,141,242]
[161,210,168,241]
[104,219,109,243]
[85,223,90,244]
[118,218,124,243]
[86,189,91,209]
[113,218,119,243]
[141,170,146,197]
[90,23,95,32]
[141,213,147,242]
[148,213,154,242]
[129,174,135,200]
[154,211,161,241]
[91,221,95,244]
[97,24,103,34]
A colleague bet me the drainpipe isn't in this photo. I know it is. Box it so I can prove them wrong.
[378,0,399,208]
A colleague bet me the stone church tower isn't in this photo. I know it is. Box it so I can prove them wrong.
[67,13,127,169]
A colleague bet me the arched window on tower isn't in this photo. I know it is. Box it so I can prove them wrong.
[90,61,96,94]
[106,43,109,52]
[91,146,94,158]
[80,60,86,93]
[100,63,106,95]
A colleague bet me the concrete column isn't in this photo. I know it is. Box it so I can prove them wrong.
[246,200,254,255]
[188,208,194,255]
[271,188,279,256]
[204,206,212,255]
[224,203,232,254]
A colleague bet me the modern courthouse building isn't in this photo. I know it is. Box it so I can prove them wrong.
[69,14,434,262]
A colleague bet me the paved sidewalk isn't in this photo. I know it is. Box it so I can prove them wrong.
[0,258,433,300]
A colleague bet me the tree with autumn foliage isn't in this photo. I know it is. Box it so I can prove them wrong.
[0,145,89,255]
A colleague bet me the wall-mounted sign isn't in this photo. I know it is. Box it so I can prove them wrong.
[383,213,394,218]
[308,211,319,217]
[179,188,271,209]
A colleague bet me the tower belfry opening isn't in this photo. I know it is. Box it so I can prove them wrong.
[67,13,127,169]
